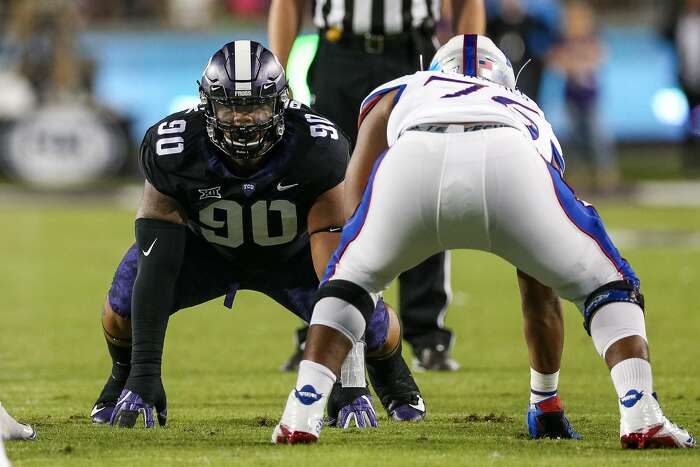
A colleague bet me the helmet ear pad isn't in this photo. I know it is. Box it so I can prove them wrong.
[198,40,289,163]
[429,34,516,89]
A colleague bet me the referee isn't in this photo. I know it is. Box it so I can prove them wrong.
[269,0,485,372]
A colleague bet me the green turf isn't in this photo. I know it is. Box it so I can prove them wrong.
[1,203,698,466]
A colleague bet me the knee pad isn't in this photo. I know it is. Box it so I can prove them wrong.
[583,280,645,335]
[310,280,375,343]
[590,302,647,357]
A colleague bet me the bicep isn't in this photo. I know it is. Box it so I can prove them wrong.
[136,180,187,224]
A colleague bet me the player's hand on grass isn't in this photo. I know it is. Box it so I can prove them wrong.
[110,378,167,428]
[327,384,378,429]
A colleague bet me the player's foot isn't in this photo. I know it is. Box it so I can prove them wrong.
[90,402,115,424]
[619,391,695,449]
[326,384,378,428]
[91,374,126,424]
[0,403,36,441]
[527,395,581,440]
[367,346,426,422]
[272,386,326,444]
[386,394,426,422]
[412,345,460,372]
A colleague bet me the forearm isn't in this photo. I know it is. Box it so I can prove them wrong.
[452,0,486,34]
[268,0,304,69]
[310,231,341,280]
[130,218,186,384]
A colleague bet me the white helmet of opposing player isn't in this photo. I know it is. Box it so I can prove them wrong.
[429,34,516,89]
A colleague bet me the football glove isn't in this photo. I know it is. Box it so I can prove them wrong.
[110,385,167,429]
[326,384,378,429]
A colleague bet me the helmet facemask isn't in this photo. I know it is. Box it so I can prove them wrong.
[201,88,289,164]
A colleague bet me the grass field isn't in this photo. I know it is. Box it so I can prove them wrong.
[1,201,698,466]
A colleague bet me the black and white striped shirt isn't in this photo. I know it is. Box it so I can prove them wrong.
[312,0,442,35]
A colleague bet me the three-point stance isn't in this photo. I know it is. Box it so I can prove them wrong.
[273,35,696,449]
[92,41,425,429]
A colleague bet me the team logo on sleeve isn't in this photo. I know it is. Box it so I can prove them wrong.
[198,186,222,200]
[294,385,323,405]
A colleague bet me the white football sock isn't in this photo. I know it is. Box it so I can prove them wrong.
[530,368,559,403]
[296,360,336,397]
[610,358,653,400]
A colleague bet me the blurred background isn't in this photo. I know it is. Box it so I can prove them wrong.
[0,0,698,197]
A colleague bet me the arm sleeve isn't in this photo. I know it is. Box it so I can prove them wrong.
[129,218,186,387]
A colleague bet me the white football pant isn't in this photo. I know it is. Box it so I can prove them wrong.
[327,127,635,309]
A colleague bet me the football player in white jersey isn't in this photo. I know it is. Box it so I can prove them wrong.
[272,34,696,449]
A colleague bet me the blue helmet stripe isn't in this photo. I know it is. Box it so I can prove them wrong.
[463,34,478,77]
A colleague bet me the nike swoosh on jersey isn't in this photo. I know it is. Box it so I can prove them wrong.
[142,238,158,256]
[277,182,299,191]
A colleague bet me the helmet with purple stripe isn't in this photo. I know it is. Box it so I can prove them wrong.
[199,40,289,164]
[429,34,516,89]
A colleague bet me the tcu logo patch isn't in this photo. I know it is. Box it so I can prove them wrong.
[242,183,256,196]
[198,186,222,200]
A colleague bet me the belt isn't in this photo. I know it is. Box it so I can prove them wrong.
[320,28,428,55]
[405,123,512,133]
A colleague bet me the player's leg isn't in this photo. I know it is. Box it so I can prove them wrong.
[0,402,35,441]
[92,233,236,424]
[274,133,447,443]
[398,252,459,372]
[364,300,425,422]
[279,43,381,373]
[257,251,422,424]
[480,128,694,448]
[517,271,581,440]
[92,247,138,423]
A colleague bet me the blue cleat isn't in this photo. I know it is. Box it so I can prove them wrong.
[527,395,581,440]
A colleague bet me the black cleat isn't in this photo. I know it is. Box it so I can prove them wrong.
[412,345,460,372]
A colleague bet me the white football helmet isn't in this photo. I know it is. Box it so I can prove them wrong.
[429,34,516,89]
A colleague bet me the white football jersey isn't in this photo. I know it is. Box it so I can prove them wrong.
[359,71,565,169]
